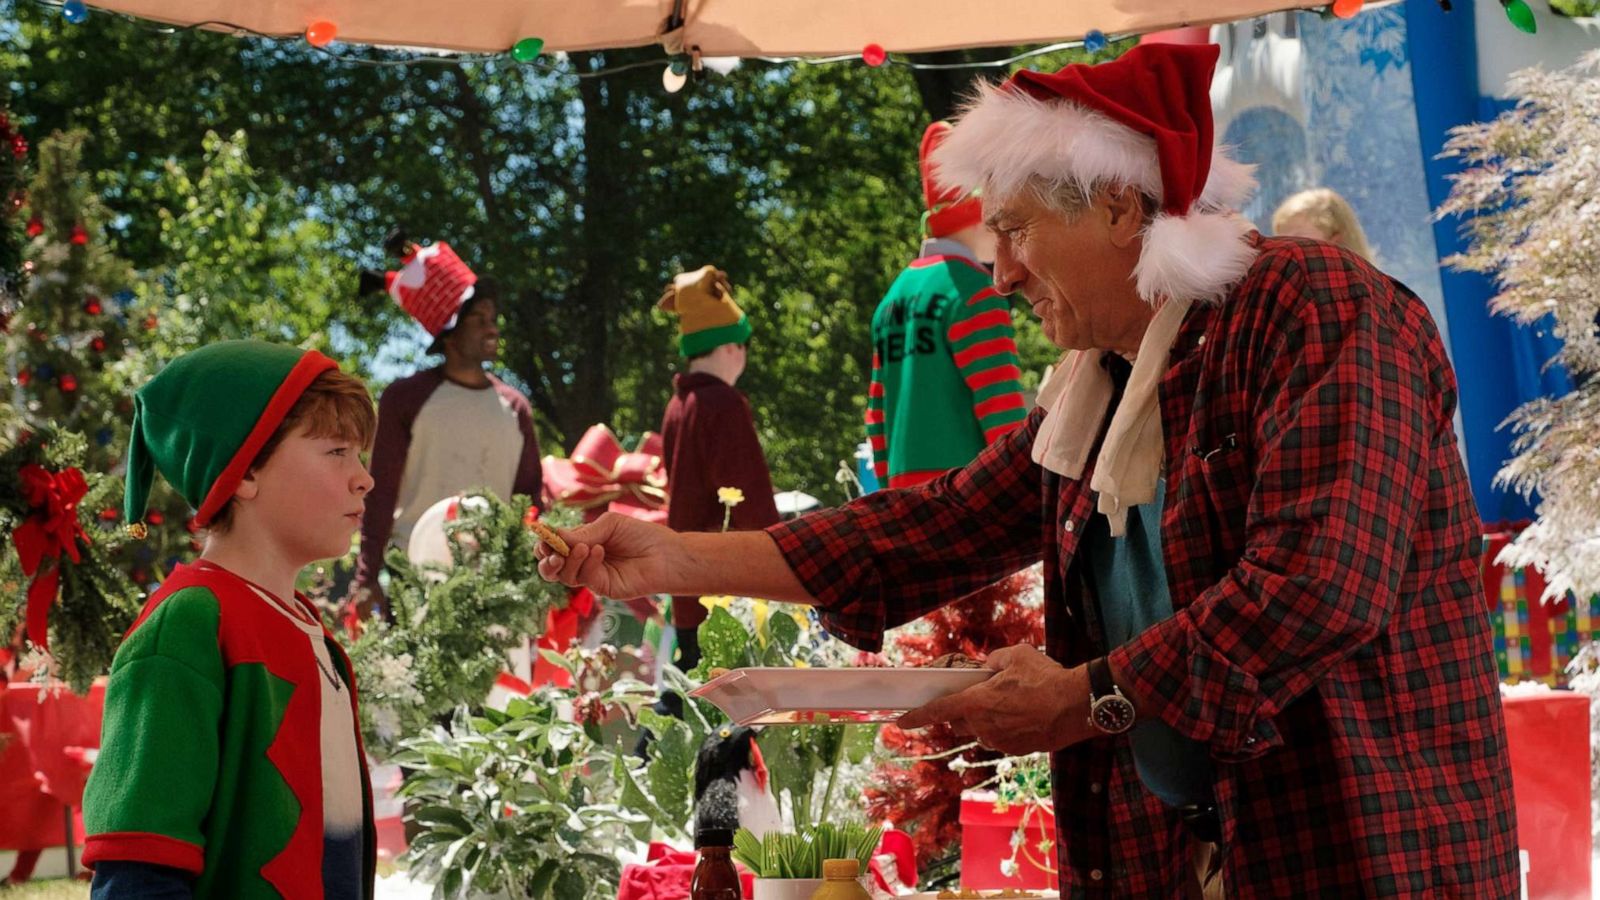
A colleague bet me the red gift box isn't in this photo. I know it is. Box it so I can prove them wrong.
[1503,692,1591,900]
[959,791,1058,890]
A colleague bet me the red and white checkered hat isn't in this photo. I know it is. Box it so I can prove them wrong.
[384,242,478,336]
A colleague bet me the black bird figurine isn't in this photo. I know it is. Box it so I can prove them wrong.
[692,724,783,838]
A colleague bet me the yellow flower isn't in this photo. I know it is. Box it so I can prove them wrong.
[717,486,745,507]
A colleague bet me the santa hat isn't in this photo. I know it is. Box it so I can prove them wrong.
[361,234,480,351]
[930,43,1258,305]
[658,265,752,358]
[124,341,341,530]
[920,122,983,239]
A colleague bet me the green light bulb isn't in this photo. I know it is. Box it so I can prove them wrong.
[512,37,545,62]
[1503,0,1537,33]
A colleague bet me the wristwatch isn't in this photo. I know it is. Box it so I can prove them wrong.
[1086,658,1136,735]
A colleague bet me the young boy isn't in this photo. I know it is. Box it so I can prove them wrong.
[82,340,378,900]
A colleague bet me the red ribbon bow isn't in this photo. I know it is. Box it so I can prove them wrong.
[543,424,668,513]
[12,464,90,650]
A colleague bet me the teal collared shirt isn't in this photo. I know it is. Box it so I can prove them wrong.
[1082,480,1215,808]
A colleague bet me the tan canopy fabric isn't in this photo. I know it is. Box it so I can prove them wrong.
[89,0,1327,56]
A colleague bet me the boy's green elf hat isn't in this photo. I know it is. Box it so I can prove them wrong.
[125,341,338,532]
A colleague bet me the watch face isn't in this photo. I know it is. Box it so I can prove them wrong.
[1091,695,1136,734]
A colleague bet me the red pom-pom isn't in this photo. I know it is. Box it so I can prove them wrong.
[59,373,78,392]
[90,336,107,353]
[25,215,43,238]
[70,223,88,245]
[84,296,103,316]
[146,510,165,526]
[16,369,30,386]
[861,43,887,67]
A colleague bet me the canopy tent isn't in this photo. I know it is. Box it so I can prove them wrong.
[86,0,1333,56]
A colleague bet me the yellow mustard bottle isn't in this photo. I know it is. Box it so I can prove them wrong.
[809,859,871,900]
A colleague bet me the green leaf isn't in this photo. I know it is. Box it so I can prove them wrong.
[528,859,560,899]
[552,867,588,900]
[411,804,473,835]
[697,607,756,675]
[646,715,696,825]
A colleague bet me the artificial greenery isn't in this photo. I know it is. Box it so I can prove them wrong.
[730,823,883,879]
[393,666,657,900]
[0,418,141,692]
[344,494,572,757]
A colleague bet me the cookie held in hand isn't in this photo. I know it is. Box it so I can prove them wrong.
[527,518,570,557]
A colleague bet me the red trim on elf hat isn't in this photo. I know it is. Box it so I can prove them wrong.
[920,122,983,238]
[385,242,478,336]
[193,351,339,527]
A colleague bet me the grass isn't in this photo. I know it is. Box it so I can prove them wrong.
[0,880,90,899]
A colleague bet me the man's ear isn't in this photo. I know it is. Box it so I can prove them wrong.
[1100,185,1149,249]
[234,469,261,502]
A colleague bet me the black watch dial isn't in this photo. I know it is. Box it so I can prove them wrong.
[1091,695,1136,734]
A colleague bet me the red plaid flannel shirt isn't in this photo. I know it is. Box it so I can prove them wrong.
[769,236,1518,897]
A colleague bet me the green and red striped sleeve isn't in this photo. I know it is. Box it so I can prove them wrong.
[864,350,889,481]
[947,287,1027,443]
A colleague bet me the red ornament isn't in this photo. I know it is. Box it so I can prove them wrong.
[131,568,148,584]
[84,296,103,316]
[10,136,25,159]
[70,223,88,245]
[861,43,888,67]
[146,510,165,526]
[16,369,30,386]
[143,314,158,331]
[59,373,78,392]
[90,335,107,353]
[99,507,119,522]
[25,215,43,238]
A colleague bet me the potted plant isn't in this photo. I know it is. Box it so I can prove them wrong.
[733,823,882,900]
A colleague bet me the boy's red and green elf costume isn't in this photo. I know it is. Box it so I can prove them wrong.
[865,123,1028,488]
[82,341,376,899]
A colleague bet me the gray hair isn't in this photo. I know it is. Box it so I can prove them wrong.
[1017,175,1160,223]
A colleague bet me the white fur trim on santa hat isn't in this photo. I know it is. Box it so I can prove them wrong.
[1135,212,1257,307]
[931,80,1260,305]
[930,80,1257,212]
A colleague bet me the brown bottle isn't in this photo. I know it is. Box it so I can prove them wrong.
[691,828,742,900]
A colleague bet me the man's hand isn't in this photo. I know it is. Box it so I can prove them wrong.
[535,513,682,599]
[897,645,1095,755]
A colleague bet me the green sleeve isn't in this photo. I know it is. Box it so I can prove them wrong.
[84,587,224,868]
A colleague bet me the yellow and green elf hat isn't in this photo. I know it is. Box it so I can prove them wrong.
[657,265,752,358]
[124,340,338,532]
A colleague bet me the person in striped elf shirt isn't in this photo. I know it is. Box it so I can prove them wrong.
[865,122,1028,489]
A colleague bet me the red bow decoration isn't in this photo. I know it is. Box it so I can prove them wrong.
[12,464,90,650]
[543,424,668,521]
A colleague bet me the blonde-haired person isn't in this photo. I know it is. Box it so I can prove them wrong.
[1272,187,1376,263]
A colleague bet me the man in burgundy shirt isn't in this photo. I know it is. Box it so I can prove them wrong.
[540,45,1516,897]
[657,266,779,669]
[354,238,542,617]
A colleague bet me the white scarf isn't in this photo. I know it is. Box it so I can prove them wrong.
[1031,297,1193,536]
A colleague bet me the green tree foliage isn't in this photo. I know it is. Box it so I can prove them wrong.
[6,5,1114,497]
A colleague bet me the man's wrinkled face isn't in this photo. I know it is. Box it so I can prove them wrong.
[986,187,1152,354]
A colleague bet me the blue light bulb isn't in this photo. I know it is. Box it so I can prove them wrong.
[1083,29,1108,53]
[62,0,89,24]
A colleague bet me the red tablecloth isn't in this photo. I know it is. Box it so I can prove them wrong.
[0,679,104,852]
[1503,691,1591,900]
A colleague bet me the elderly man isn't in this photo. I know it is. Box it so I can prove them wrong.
[539,43,1517,897]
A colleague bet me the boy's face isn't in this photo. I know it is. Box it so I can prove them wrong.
[236,426,373,563]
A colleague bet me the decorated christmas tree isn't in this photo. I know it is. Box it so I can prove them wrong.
[0,97,26,322]
[864,570,1046,866]
[13,130,191,587]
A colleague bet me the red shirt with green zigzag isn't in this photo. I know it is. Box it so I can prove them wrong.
[82,562,375,899]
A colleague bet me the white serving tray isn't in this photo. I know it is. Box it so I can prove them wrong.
[689,666,993,726]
